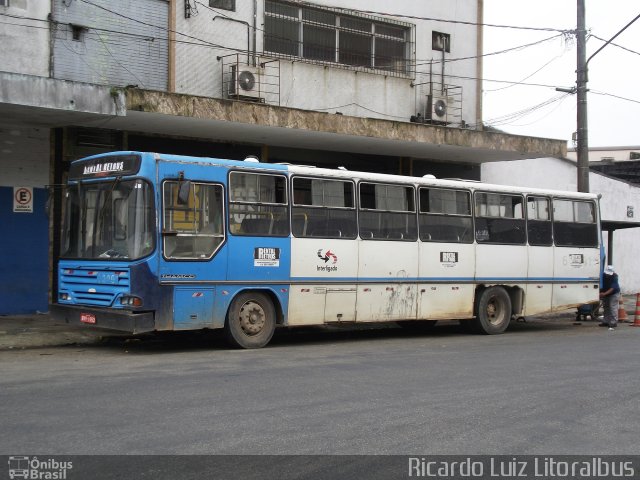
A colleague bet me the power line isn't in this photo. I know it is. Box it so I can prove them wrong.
[198,1,571,66]
[590,34,640,58]
[417,33,567,66]
[502,95,573,128]
[483,50,570,93]
[590,90,640,105]
[294,0,573,33]
[481,93,572,129]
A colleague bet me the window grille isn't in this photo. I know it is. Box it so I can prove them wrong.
[264,0,412,76]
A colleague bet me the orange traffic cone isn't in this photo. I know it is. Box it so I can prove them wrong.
[618,295,629,323]
[631,293,640,327]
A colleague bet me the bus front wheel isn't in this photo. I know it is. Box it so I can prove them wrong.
[474,287,511,335]
[225,292,276,349]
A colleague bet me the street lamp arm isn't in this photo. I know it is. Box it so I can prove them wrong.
[587,13,640,65]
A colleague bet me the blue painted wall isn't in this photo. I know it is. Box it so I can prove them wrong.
[0,187,49,314]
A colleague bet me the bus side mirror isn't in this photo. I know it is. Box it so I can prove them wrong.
[177,180,191,205]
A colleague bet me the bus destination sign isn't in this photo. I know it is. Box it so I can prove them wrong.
[68,154,142,180]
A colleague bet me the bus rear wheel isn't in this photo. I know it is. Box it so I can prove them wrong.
[225,292,276,349]
[474,286,511,334]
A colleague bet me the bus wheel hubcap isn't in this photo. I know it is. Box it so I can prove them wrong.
[487,299,500,324]
[239,301,265,336]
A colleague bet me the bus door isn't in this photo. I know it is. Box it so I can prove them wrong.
[158,160,228,330]
[474,192,528,311]
[525,196,553,315]
[551,198,600,310]
[417,188,475,319]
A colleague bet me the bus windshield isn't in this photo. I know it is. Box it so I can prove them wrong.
[61,179,155,260]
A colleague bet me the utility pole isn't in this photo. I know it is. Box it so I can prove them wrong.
[576,0,589,192]
[574,2,640,193]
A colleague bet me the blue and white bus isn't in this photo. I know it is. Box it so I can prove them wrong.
[51,151,602,348]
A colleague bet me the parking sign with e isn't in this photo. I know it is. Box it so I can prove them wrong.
[13,187,33,213]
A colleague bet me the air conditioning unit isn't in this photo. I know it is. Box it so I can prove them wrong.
[229,65,264,100]
[427,94,451,124]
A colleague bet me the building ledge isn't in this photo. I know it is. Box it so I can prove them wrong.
[124,88,567,163]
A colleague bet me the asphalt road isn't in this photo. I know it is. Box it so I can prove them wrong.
[1,318,639,459]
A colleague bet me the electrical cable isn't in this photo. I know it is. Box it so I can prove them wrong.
[590,90,640,105]
[589,34,640,57]
[293,0,572,32]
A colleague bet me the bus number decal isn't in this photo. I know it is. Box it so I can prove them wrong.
[254,247,280,267]
[440,252,459,265]
[569,254,584,266]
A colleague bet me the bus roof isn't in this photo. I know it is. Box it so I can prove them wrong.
[70,151,598,200]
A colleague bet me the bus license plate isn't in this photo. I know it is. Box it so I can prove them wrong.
[80,313,96,324]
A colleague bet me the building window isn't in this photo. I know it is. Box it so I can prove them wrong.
[264,0,412,75]
[0,0,8,6]
[432,31,450,52]
[210,0,235,11]
[71,25,86,42]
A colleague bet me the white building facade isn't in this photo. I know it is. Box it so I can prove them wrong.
[175,0,481,127]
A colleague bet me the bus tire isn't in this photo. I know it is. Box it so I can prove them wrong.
[225,292,276,349]
[474,286,511,334]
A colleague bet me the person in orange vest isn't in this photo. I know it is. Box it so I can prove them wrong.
[599,265,620,330]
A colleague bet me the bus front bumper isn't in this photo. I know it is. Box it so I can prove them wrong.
[49,304,156,334]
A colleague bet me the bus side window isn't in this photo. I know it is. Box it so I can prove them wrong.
[553,199,598,247]
[162,181,224,260]
[474,192,526,245]
[292,177,357,239]
[418,187,472,243]
[358,183,417,241]
[527,196,552,246]
[229,172,289,237]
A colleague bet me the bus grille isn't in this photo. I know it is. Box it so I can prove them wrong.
[59,266,130,307]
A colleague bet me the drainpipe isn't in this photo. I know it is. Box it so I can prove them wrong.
[476,0,483,130]
[252,0,258,66]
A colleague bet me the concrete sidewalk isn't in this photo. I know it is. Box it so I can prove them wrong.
[0,313,107,350]
[1,294,638,350]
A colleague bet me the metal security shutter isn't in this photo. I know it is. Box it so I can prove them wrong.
[52,0,168,91]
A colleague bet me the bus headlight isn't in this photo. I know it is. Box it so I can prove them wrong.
[60,293,71,301]
[120,295,143,307]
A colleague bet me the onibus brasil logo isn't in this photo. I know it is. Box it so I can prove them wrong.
[8,456,72,479]
[317,248,338,272]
